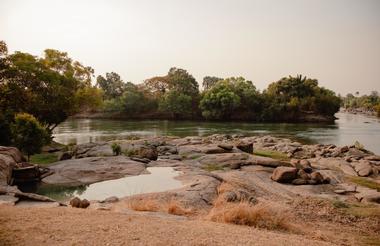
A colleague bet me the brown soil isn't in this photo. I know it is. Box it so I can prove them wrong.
[0,205,335,246]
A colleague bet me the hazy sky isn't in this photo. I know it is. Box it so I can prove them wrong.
[1,0,379,95]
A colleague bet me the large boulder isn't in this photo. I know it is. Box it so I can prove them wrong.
[42,156,146,186]
[354,160,373,177]
[271,167,297,183]
[0,146,25,185]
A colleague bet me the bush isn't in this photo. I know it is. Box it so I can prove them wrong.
[111,143,122,156]
[11,113,49,160]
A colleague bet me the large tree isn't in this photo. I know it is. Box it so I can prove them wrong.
[96,72,127,100]
[0,41,95,132]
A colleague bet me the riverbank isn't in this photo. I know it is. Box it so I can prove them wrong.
[72,111,336,123]
[1,134,380,245]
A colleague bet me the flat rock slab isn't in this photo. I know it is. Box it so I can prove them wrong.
[0,195,19,205]
[43,156,146,186]
[15,201,60,208]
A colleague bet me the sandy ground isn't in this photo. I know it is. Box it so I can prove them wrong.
[0,205,334,246]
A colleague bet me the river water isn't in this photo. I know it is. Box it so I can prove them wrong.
[53,112,380,154]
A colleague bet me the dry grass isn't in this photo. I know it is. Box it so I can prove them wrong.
[167,200,193,216]
[207,201,293,231]
[127,198,160,212]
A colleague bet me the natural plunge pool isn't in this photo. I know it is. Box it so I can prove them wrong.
[34,167,183,201]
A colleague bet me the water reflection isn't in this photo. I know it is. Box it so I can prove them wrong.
[53,112,380,154]
[35,167,183,201]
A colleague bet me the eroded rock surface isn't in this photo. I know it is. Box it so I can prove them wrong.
[42,156,146,186]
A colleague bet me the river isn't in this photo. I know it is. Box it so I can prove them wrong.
[53,112,380,154]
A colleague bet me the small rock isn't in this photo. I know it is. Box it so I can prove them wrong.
[334,189,347,194]
[297,169,310,180]
[80,199,90,208]
[58,151,72,161]
[365,155,380,161]
[236,142,253,154]
[70,197,81,208]
[103,196,119,203]
[230,162,241,170]
[217,144,233,151]
[271,167,298,183]
[310,171,324,184]
[292,179,308,185]
[299,159,312,173]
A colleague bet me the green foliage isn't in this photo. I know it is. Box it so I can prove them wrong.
[111,143,122,156]
[123,148,137,157]
[202,163,224,171]
[0,41,95,133]
[200,77,259,120]
[0,112,12,145]
[202,76,223,90]
[262,75,341,121]
[348,176,380,192]
[75,86,104,112]
[30,153,58,166]
[253,149,289,161]
[11,113,49,160]
[96,72,126,100]
[200,81,240,119]
[343,91,380,115]
[159,91,193,118]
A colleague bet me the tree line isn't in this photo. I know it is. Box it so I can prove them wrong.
[0,41,341,156]
[342,91,380,117]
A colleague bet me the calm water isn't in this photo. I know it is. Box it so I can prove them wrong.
[36,167,183,201]
[53,112,380,154]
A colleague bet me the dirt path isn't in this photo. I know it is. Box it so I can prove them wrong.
[0,206,334,246]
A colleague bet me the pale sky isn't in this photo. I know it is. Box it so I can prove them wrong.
[1,0,379,95]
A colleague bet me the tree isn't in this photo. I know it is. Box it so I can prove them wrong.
[96,72,126,99]
[11,113,48,160]
[159,91,192,119]
[263,75,341,120]
[74,86,104,112]
[0,41,96,132]
[202,76,222,90]
[200,80,240,119]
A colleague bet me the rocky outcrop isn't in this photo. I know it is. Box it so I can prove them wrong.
[0,146,25,185]
[42,156,146,186]
[353,160,373,177]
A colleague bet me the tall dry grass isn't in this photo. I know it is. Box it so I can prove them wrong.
[167,200,193,216]
[127,198,160,212]
[207,201,292,231]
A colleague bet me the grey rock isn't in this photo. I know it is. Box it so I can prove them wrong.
[236,142,253,154]
[354,160,373,177]
[271,167,298,183]
[217,144,233,151]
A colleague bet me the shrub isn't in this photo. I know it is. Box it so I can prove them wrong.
[111,143,122,156]
[11,113,49,161]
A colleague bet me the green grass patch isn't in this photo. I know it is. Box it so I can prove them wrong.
[332,200,350,209]
[253,149,289,161]
[348,176,380,192]
[30,153,58,166]
[202,163,224,172]
[331,199,380,218]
